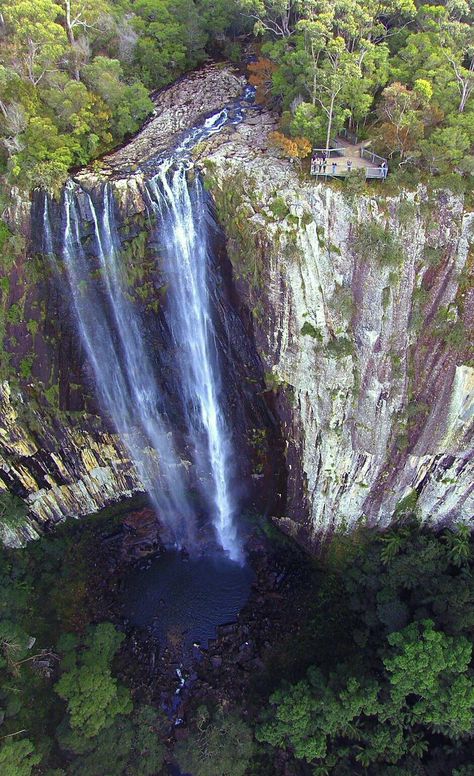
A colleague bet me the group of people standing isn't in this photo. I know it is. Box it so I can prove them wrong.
[311,151,353,176]
[310,151,388,179]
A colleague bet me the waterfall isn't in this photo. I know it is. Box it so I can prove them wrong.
[41,88,257,560]
[148,164,241,562]
[44,186,196,548]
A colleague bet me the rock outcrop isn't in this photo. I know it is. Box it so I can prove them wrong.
[0,63,472,548]
[197,110,474,544]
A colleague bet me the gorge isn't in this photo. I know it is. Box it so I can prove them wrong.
[0,63,472,551]
[4,0,474,767]
[0,59,473,776]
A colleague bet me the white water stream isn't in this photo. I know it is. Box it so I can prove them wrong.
[148,163,241,561]
[43,87,256,560]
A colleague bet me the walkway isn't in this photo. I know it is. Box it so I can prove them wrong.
[310,137,388,180]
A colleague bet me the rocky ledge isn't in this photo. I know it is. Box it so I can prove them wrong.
[79,63,246,180]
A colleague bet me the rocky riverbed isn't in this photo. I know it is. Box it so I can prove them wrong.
[79,63,246,180]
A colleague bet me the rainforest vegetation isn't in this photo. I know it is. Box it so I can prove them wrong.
[245,0,474,185]
[1,0,474,191]
[0,0,247,191]
[0,1,473,775]
[2,510,474,774]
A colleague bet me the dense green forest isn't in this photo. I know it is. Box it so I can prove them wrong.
[1,0,474,191]
[0,0,248,191]
[246,0,474,185]
[2,510,474,774]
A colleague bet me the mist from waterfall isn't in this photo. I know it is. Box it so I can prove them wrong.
[43,187,196,548]
[148,164,241,562]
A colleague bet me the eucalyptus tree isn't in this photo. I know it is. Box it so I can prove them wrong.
[238,0,298,38]
[1,0,67,85]
[61,0,112,79]
[247,0,416,148]
[425,1,474,113]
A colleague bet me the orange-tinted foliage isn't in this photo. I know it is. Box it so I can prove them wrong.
[269,131,312,159]
[248,58,277,104]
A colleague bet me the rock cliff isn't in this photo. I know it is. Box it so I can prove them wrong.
[0,63,472,548]
[197,109,474,544]
[0,64,267,547]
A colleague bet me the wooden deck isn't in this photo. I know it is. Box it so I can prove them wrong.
[311,137,388,180]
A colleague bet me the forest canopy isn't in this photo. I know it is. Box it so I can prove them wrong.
[243,0,474,179]
[0,1,473,189]
[0,0,247,191]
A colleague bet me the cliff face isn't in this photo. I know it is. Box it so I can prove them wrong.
[0,64,277,547]
[198,111,474,545]
[0,65,472,548]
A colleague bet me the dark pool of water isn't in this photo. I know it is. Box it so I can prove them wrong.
[121,551,254,648]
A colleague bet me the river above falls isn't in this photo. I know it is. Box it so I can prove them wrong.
[120,551,254,649]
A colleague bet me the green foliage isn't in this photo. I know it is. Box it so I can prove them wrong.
[393,489,419,520]
[257,524,474,773]
[245,0,474,185]
[0,508,171,775]
[174,707,254,776]
[300,321,323,341]
[82,57,153,138]
[26,319,38,337]
[0,491,28,530]
[7,303,22,324]
[326,336,353,359]
[19,355,35,379]
[0,738,42,776]
[343,168,367,197]
[55,623,132,739]
[384,620,474,738]
[397,198,417,225]
[269,196,289,219]
[0,0,245,191]
[64,706,165,776]
[211,171,262,286]
[354,222,404,267]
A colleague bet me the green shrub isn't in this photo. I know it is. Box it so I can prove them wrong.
[301,321,323,340]
[0,491,28,530]
[269,196,289,219]
[19,355,34,379]
[354,222,404,267]
[7,303,22,324]
[326,336,353,358]
[343,168,366,197]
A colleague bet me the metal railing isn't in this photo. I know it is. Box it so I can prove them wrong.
[312,146,346,158]
[365,168,386,179]
[310,167,386,180]
[340,127,358,145]
[360,148,387,166]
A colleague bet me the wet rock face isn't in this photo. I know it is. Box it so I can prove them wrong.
[199,112,474,544]
[0,381,142,547]
[0,65,281,546]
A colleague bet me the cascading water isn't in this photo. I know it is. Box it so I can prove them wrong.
[44,187,196,548]
[148,164,241,562]
[42,86,256,561]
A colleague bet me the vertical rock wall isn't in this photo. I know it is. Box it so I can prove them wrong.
[201,116,473,545]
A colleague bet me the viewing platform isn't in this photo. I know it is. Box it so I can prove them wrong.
[311,136,388,180]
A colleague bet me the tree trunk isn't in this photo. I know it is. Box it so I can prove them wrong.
[325,92,336,154]
[458,62,473,112]
[64,0,80,81]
